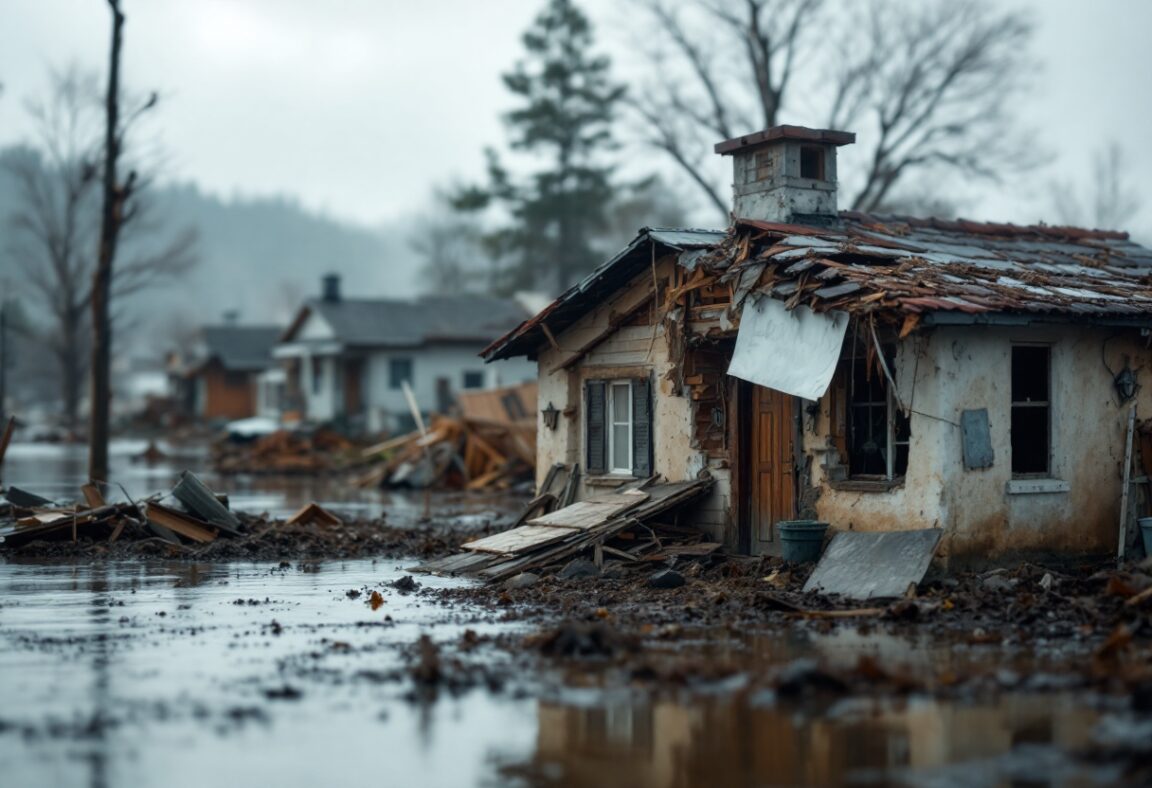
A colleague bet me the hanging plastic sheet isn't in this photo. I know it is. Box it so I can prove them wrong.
[727,295,848,400]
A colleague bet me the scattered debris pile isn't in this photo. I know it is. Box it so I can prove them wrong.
[0,471,251,549]
[355,381,538,491]
[412,475,716,582]
[212,427,360,474]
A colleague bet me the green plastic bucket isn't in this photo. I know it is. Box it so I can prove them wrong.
[1139,517,1152,558]
[778,520,829,564]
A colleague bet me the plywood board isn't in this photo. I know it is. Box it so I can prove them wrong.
[802,529,942,600]
[527,493,648,530]
[463,524,580,555]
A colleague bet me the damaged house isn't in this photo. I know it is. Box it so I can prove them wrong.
[276,275,537,433]
[484,125,1152,562]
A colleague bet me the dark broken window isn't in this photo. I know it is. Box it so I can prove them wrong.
[800,146,825,180]
[1011,345,1050,475]
[845,344,910,479]
[461,370,484,389]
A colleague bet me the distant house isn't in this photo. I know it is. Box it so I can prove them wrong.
[484,125,1152,562]
[178,324,282,422]
[276,275,536,433]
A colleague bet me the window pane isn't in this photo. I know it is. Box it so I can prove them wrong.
[1012,406,1049,474]
[611,383,630,422]
[1012,346,1049,402]
[612,424,630,470]
[849,403,887,475]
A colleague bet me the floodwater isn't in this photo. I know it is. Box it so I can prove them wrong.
[2,439,435,521]
[0,442,1133,787]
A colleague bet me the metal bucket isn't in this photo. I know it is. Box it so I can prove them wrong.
[778,520,829,564]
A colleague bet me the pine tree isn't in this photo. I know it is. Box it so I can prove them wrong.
[455,0,625,296]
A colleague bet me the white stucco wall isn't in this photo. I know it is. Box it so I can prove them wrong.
[533,258,732,543]
[808,323,1152,559]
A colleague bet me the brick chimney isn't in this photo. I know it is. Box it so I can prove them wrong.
[715,125,855,225]
[321,273,341,303]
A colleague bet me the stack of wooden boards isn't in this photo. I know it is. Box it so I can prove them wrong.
[412,476,715,582]
[0,471,245,548]
[355,381,538,491]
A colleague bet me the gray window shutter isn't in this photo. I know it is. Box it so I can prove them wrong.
[632,377,652,477]
[586,381,607,474]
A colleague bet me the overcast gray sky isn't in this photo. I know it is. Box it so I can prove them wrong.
[2,0,1150,236]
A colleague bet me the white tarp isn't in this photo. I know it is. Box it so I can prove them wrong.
[727,296,848,400]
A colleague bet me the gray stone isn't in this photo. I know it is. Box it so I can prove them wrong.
[600,561,629,580]
[647,569,686,589]
[505,572,540,590]
[1039,572,1054,591]
[558,559,600,581]
[982,574,1016,592]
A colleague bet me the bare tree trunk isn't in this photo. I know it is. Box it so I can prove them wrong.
[59,320,84,435]
[88,0,125,481]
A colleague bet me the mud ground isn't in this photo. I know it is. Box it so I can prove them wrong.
[4,494,1152,785]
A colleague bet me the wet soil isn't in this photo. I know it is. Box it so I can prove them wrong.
[427,555,1152,785]
[4,495,526,563]
[4,448,1152,786]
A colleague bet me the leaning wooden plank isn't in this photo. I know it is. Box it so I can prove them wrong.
[81,483,106,509]
[479,480,714,581]
[0,416,14,469]
[171,471,241,533]
[410,550,501,576]
[527,496,647,530]
[145,502,218,544]
[465,468,507,491]
[362,430,422,458]
[463,524,582,555]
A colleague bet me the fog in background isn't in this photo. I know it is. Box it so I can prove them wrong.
[1,0,1150,355]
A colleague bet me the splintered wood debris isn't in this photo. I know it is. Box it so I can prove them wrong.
[0,471,334,550]
[411,476,714,582]
[354,381,539,492]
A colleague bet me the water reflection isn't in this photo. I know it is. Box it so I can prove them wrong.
[509,693,1099,787]
[2,440,509,521]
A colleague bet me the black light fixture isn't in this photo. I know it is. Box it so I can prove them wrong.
[541,401,559,430]
[1115,365,1139,403]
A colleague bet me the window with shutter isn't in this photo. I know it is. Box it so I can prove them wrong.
[632,377,652,476]
[585,376,653,476]
[585,381,607,474]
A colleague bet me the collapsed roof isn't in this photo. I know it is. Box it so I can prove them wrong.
[713,213,1152,330]
[485,214,1152,363]
[483,227,726,361]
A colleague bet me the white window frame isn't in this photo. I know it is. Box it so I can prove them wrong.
[607,380,633,475]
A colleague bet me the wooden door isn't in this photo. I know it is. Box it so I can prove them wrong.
[747,384,796,549]
[344,358,363,416]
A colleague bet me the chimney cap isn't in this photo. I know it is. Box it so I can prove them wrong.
[715,125,855,156]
